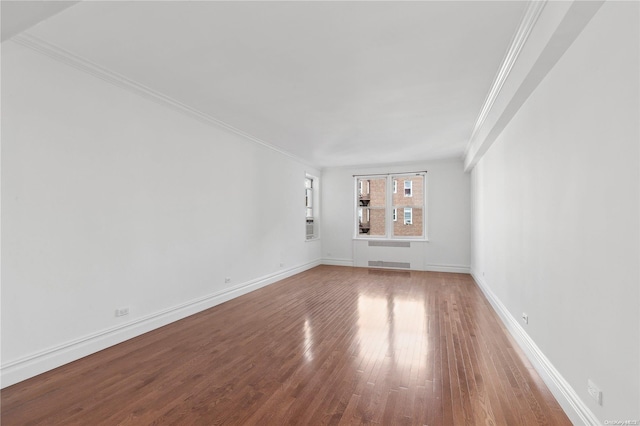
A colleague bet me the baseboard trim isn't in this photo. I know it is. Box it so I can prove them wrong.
[321,258,354,267]
[424,264,470,274]
[470,270,600,426]
[1,259,321,388]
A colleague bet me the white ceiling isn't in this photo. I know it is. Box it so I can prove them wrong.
[4,1,528,168]
[0,1,79,42]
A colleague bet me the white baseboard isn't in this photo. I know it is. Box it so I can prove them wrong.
[424,263,470,274]
[470,270,600,426]
[321,257,354,267]
[1,259,321,388]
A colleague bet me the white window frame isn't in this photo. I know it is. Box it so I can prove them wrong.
[305,177,313,219]
[354,172,427,241]
[305,173,319,241]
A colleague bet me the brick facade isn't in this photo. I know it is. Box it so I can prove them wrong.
[368,178,386,235]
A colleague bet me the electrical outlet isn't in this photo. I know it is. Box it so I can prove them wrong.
[224,277,231,283]
[587,379,602,405]
[521,313,528,324]
[115,307,129,317]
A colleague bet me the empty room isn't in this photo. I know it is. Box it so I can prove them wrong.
[1,0,638,424]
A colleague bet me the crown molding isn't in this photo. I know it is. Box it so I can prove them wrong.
[322,152,463,172]
[464,0,605,172]
[464,0,547,162]
[11,32,318,170]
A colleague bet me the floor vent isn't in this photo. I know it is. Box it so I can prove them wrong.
[368,241,411,248]
[368,261,411,269]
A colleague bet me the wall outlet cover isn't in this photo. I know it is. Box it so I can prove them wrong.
[115,307,129,317]
[587,379,602,405]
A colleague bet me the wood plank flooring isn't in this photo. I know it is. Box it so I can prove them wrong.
[1,266,571,425]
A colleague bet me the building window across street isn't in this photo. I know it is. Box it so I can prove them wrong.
[404,207,413,225]
[404,180,412,197]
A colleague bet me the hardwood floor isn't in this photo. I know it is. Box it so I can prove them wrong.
[1,266,570,425]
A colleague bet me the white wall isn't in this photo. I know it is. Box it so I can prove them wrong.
[470,1,639,422]
[322,159,470,272]
[1,41,321,386]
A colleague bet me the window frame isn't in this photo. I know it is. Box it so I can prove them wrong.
[305,173,320,241]
[305,177,313,219]
[354,172,427,241]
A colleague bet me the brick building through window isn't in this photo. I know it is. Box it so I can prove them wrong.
[357,173,425,238]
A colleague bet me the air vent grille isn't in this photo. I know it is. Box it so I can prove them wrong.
[368,261,411,269]
[368,241,410,248]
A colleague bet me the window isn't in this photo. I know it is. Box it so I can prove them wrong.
[404,208,412,225]
[305,177,313,218]
[305,175,318,239]
[355,172,426,239]
[404,180,412,197]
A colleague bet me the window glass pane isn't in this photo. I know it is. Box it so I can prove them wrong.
[357,208,385,236]
[357,207,368,235]
[305,188,313,208]
[357,178,386,236]
[357,178,386,207]
[392,174,423,238]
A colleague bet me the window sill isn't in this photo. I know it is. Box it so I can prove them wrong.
[353,237,429,242]
[305,237,320,242]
